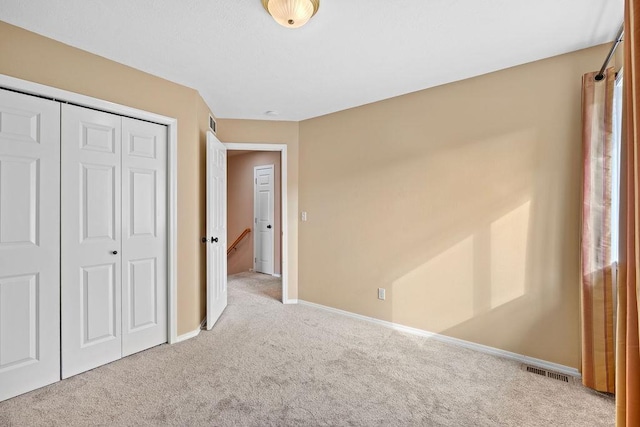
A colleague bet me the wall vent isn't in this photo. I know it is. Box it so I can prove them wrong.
[522,365,571,383]
[209,115,217,134]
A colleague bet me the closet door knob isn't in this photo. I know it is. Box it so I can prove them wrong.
[211,237,219,243]
[112,251,118,255]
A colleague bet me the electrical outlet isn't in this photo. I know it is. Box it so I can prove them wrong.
[301,211,307,222]
[378,288,386,300]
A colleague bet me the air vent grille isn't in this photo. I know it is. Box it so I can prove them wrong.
[527,366,547,377]
[547,371,570,382]
[523,365,571,383]
[209,115,217,134]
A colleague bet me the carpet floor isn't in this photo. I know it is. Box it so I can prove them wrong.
[0,272,614,426]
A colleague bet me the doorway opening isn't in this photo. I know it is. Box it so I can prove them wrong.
[225,143,288,304]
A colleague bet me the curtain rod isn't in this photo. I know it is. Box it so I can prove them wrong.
[595,24,624,81]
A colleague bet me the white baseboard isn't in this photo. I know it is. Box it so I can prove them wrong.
[175,317,207,343]
[284,299,298,304]
[176,328,200,342]
[273,273,282,278]
[297,300,581,378]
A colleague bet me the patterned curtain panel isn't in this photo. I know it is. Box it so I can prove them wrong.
[581,68,616,393]
[616,0,640,425]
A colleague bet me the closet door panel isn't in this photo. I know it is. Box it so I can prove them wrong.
[0,89,60,401]
[121,117,167,356]
[61,104,122,379]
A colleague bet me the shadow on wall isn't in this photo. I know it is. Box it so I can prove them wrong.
[392,200,531,333]
[382,128,576,359]
[383,129,539,333]
[301,125,580,365]
[297,47,607,368]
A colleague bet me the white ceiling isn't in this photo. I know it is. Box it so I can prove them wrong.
[0,0,623,121]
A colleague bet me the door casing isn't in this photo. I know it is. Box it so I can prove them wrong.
[224,143,290,304]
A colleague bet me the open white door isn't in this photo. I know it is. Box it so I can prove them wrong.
[206,131,227,330]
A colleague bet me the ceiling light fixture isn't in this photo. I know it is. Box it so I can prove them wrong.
[261,0,320,29]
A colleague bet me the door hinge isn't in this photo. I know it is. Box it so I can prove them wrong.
[255,218,257,224]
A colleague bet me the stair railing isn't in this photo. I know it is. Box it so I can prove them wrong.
[227,228,251,256]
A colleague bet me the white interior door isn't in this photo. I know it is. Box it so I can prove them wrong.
[206,131,227,330]
[0,89,61,401]
[254,165,274,275]
[121,117,167,356]
[61,104,122,379]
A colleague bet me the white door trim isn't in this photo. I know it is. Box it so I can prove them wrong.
[0,74,180,345]
[224,143,290,304]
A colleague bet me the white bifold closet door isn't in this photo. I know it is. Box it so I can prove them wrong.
[61,104,167,379]
[61,105,122,378]
[0,89,61,401]
[121,116,167,357]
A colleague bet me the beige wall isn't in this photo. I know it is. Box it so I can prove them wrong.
[2,18,621,367]
[217,120,299,300]
[0,21,210,335]
[298,44,612,368]
[227,152,282,275]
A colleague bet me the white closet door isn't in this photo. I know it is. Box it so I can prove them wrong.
[61,104,122,379]
[0,89,60,401]
[121,117,167,356]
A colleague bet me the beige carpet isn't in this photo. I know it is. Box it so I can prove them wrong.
[0,272,614,426]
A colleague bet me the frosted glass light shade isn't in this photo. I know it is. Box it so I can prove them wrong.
[262,0,320,29]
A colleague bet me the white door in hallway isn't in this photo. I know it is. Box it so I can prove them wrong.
[254,165,274,275]
[61,104,123,378]
[206,131,227,330]
[121,117,167,356]
[0,89,61,401]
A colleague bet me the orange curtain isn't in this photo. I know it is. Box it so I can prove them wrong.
[616,0,640,425]
[580,67,616,393]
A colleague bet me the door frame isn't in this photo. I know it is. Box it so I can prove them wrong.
[0,74,181,344]
[224,143,290,304]
[253,164,275,275]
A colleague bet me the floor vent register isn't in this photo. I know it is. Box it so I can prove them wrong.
[522,365,571,383]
